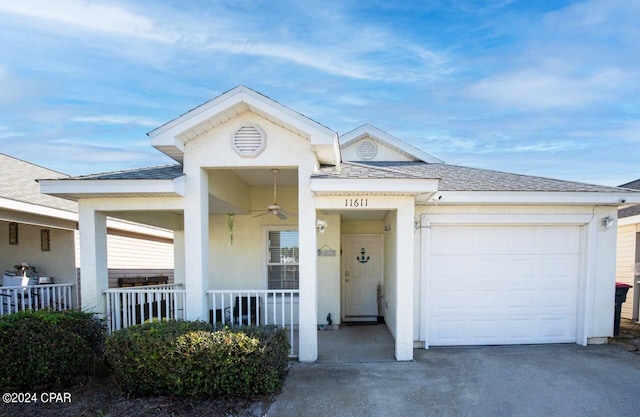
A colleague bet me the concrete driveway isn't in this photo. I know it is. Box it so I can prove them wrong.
[267,344,640,417]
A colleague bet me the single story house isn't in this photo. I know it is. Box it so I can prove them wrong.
[40,86,640,361]
[615,179,640,321]
[0,153,174,310]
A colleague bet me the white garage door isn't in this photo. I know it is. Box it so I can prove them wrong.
[428,225,580,346]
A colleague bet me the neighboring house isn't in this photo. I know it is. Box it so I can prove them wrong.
[616,179,640,321]
[39,86,640,361]
[0,153,174,309]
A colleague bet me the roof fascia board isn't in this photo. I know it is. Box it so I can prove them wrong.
[618,214,640,227]
[39,178,185,198]
[0,196,77,222]
[431,191,640,205]
[310,178,439,194]
[341,124,443,163]
[149,86,336,147]
[78,196,184,212]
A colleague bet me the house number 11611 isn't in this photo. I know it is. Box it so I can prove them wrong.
[345,198,368,207]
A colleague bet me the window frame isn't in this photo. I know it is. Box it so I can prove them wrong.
[262,226,299,290]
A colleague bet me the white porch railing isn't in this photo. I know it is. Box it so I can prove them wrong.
[0,283,75,316]
[104,284,186,333]
[206,290,299,357]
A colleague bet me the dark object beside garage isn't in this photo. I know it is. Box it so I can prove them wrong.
[614,282,632,336]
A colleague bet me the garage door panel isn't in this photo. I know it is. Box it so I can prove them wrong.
[428,225,580,346]
[540,288,577,310]
[470,318,502,337]
[540,317,575,340]
[541,227,581,254]
[472,289,504,310]
[506,318,538,340]
[432,319,466,344]
[541,257,579,282]
[506,289,536,310]
[430,289,464,312]
[429,256,473,285]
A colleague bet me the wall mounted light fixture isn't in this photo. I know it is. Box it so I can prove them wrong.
[601,216,614,230]
[316,219,327,234]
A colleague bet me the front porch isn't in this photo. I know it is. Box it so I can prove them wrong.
[103,286,300,357]
[318,324,395,362]
[101,283,397,361]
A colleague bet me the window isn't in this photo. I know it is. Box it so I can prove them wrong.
[266,230,299,289]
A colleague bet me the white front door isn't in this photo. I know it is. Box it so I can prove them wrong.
[343,234,383,320]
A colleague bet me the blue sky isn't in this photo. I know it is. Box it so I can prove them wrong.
[0,0,638,186]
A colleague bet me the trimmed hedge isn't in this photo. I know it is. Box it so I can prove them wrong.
[0,310,107,391]
[105,321,290,398]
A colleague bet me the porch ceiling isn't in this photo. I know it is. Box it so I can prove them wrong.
[321,209,389,221]
[230,168,298,186]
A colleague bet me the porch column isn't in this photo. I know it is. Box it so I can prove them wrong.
[298,169,318,362]
[173,229,185,286]
[395,199,415,360]
[78,203,108,313]
[183,168,209,320]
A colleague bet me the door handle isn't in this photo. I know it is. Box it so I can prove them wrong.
[345,279,350,282]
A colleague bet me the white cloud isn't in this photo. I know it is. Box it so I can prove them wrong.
[0,125,23,139]
[0,65,45,105]
[468,66,631,110]
[0,1,449,82]
[0,0,178,43]
[71,115,161,127]
[509,141,590,153]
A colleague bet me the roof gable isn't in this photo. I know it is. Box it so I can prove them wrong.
[147,86,339,165]
[620,178,640,190]
[340,124,443,163]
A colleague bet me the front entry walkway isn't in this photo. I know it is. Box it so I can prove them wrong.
[317,324,395,362]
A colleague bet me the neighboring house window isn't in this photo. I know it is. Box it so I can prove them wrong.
[266,229,299,289]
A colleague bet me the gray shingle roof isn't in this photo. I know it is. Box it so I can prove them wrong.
[619,204,640,219]
[0,153,77,212]
[620,179,640,190]
[314,161,633,192]
[314,161,427,180]
[67,164,184,180]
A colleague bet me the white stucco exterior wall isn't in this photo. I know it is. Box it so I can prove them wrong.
[316,213,341,325]
[588,206,618,342]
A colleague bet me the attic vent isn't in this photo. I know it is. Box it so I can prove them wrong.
[357,140,377,160]
[232,124,266,157]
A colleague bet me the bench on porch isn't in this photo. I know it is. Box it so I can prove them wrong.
[117,275,168,287]
[112,276,172,326]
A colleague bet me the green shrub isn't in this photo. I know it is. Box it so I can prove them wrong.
[105,321,290,398]
[0,310,107,391]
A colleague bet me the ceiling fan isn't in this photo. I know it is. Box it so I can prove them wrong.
[253,169,297,220]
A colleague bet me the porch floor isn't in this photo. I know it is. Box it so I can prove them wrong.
[317,323,395,362]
